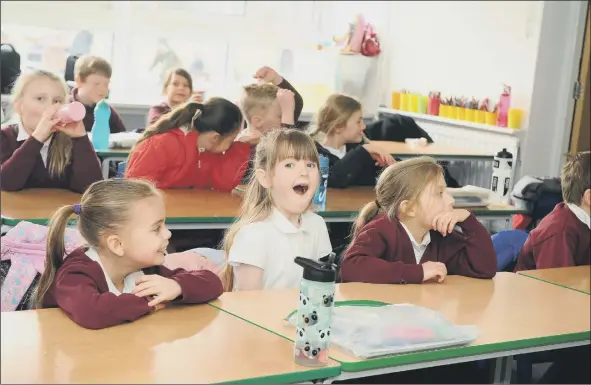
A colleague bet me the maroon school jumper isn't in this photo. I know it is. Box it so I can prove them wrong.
[0,124,103,193]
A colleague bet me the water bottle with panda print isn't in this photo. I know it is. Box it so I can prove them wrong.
[293,255,337,367]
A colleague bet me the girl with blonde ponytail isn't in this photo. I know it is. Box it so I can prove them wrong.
[220,129,333,292]
[342,157,497,285]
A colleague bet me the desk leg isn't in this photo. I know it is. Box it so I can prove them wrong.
[101,158,111,179]
[491,356,513,384]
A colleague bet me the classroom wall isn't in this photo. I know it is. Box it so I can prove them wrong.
[385,1,544,125]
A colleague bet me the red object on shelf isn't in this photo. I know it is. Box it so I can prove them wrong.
[427,97,440,116]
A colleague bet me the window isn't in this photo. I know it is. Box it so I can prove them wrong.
[1,1,391,113]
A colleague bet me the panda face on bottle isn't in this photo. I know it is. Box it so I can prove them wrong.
[303,342,322,359]
[302,311,318,326]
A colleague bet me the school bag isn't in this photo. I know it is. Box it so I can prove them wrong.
[509,175,563,231]
[0,44,21,94]
[64,54,79,82]
[1,221,83,312]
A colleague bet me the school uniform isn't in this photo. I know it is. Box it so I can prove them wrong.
[71,88,126,133]
[315,141,382,188]
[125,126,252,191]
[42,247,223,330]
[0,123,103,193]
[341,213,497,284]
[147,101,171,126]
[228,208,333,290]
[515,203,590,271]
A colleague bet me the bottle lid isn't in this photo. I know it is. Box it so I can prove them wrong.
[496,148,513,159]
[294,256,336,283]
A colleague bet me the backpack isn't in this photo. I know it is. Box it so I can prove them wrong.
[0,44,21,94]
[1,221,83,312]
[64,55,79,82]
[510,176,563,230]
[361,23,381,57]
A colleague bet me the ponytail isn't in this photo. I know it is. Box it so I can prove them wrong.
[133,101,202,149]
[33,204,76,309]
[351,200,380,240]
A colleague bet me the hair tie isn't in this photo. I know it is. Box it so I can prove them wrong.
[73,204,81,215]
[374,200,381,209]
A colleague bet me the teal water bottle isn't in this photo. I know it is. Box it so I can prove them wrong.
[312,155,329,211]
[293,255,337,367]
[91,99,111,150]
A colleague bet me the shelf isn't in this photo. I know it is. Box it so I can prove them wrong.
[377,107,524,136]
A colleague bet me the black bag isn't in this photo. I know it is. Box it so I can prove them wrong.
[0,44,21,94]
[64,55,79,82]
[510,176,563,224]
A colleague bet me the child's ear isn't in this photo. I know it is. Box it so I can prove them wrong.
[399,200,416,218]
[583,189,591,207]
[74,75,84,88]
[12,99,22,116]
[255,169,271,189]
[105,234,125,258]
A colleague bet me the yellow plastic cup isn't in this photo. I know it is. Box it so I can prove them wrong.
[456,107,466,121]
[465,109,475,122]
[485,111,498,126]
[508,108,524,129]
[391,92,401,110]
[439,105,449,118]
[448,106,458,119]
[475,110,486,124]
[400,94,409,111]
[417,96,428,114]
[409,94,419,113]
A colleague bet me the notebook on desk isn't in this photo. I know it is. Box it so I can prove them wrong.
[448,185,493,207]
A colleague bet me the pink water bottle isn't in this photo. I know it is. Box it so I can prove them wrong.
[496,85,511,128]
[55,101,86,125]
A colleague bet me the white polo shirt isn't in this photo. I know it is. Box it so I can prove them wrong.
[85,248,144,295]
[16,121,52,166]
[228,208,333,291]
[400,222,431,263]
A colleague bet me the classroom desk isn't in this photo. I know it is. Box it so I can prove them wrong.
[1,188,523,231]
[517,266,591,294]
[210,273,591,383]
[95,148,129,178]
[372,141,495,162]
[0,304,340,384]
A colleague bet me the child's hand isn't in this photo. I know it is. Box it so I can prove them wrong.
[235,128,261,145]
[190,92,204,103]
[362,143,396,167]
[152,303,166,312]
[277,89,295,118]
[55,121,87,138]
[32,104,62,143]
[253,66,283,85]
[132,275,182,307]
[431,209,471,236]
[422,261,447,283]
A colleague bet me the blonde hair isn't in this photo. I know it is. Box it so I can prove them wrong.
[220,129,320,291]
[240,83,279,122]
[351,157,443,240]
[33,179,160,309]
[11,69,72,179]
[74,55,112,81]
[309,94,362,142]
[561,151,591,204]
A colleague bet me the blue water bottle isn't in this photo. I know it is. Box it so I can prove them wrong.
[312,155,329,211]
[91,99,111,150]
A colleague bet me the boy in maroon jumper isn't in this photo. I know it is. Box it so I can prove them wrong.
[71,55,126,133]
[515,151,590,271]
[342,157,496,284]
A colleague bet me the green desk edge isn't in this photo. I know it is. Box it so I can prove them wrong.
[95,150,129,157]
[214,365,340,385]
[1,208,523,227]
[516,272,591,295]
[210,300,591,373]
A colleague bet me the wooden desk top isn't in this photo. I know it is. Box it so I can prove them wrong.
[210,273,590,372]
[0,305,340,384]
[1,188,523,226]
[518,266,591,294]
[371,141,495,159]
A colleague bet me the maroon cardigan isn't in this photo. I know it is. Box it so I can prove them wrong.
[0,124,103,193]
[515,203,590,271]
[43,247,224,330]
[342,213,497,284]
[71,88,126,133]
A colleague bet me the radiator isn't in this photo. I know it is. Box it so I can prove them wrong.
[378,109,521,189]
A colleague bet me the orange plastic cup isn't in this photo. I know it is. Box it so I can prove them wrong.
[391,92,401,110]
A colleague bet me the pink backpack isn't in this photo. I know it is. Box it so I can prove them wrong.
[1,221,83,312]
